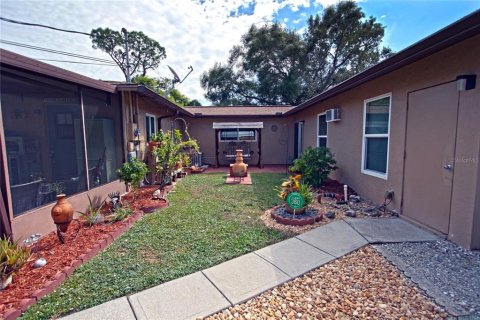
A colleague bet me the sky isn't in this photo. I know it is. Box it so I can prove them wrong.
[0,0,479,105]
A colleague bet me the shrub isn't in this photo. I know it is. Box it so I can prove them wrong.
[117,158,149,198]
[290,147,337,187]
[1,237,30,283]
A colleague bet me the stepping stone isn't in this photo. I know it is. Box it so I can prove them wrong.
[297,220,368,258]
[61,297,135,320]
[346,218,441,243]
[256,237,335,278]
[203,252,290,305]
[129,272,230,320]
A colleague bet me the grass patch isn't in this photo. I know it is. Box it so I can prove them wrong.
[21,173,288,319]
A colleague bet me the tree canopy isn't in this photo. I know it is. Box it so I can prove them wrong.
[201,1,393,105]
[132,75,202,107]
[91,28,166,81]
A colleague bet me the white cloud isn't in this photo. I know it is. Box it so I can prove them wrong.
[0,0,296,104]
[0,0,363,104]
[381,14,387,19]
[293,19,302,24]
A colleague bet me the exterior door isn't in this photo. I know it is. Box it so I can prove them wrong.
[403,82,458,234]
[294,121,304,159]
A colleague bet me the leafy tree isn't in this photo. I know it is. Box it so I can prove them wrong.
[132,75,202,106]
[116,158,149,199]
[90,28,166,80]
[201,1,392,105]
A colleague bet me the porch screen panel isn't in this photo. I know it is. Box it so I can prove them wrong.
[83,88,123,188]
[0,67,87,216]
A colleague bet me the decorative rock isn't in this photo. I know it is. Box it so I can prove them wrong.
[349,195,361,203]
[33,257,47,268]
[345,210,356,217]
[326,211,336,219]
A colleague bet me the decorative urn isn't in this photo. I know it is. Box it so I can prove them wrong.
[230,149,248,177]
[51,194,74,232]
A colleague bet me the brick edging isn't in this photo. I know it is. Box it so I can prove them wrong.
[270,206,323,226]
[2,210,144,320]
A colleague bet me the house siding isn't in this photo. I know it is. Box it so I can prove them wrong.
[289,34,480,248]
[184,116,293,166]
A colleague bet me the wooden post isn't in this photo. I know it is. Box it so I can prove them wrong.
[215,129,219,168]
[257,128,262,168]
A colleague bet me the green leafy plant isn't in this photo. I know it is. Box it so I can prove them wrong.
[1,237,30,283]
[290,147,337,187]
[275,175,314,208]
[77,195,106,226]
[111,207,133,222]
[297,181,314,206]
[117,158,149,199]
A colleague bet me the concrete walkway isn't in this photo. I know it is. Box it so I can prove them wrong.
[62,218,440,320]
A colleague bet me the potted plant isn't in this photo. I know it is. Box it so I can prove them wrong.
[117,158,149,200]
[276,175,314,214]
[1,237,30,290]
[147,132,163,151]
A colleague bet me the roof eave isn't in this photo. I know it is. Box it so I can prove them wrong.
[285,9,480,116]
[116,84,193,117]
[0,48,117,93]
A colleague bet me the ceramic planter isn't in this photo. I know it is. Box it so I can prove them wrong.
[51,194,74,232]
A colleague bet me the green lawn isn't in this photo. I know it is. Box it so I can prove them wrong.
[21,173,289,319]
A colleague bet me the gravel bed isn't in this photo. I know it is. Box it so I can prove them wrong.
[373,241,480,318]
[207,246,448,319]
[261,196,391,235]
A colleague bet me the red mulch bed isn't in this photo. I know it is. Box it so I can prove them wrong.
[0,184,171,319]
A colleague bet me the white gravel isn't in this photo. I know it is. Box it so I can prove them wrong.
[373,240,480,318]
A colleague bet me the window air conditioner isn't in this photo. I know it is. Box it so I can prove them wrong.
[325,108,341,122]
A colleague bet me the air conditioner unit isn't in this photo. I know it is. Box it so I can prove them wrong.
[326,108,341,122]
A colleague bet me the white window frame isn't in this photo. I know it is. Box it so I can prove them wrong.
[317,112,328,148]
[218,128,257,142]
[361,93,391,180]
[145,113,157,141]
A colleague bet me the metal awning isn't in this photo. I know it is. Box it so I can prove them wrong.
[212,122,264,129]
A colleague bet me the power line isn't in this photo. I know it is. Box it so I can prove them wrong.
[35,58,117,66]
[0,39,115,64]
[0,17,91,36]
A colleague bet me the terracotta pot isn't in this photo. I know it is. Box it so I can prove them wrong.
[51,194,74,232]
[148,141,160,151]
[285,204,306,215]
[231,149,248,177]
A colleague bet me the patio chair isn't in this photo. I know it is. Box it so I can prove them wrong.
[10,179,42,214]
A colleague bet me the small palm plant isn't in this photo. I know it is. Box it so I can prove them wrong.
[1,237,30,290]
[77,195,106,226]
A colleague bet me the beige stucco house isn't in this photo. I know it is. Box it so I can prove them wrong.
[1,11,479,249]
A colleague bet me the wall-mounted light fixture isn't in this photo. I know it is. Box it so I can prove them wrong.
[456,74,476,91]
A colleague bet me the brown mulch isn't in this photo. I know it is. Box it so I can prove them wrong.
[0,184,169,317]
[208,246,449,320]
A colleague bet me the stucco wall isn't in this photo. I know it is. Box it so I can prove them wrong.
[12,180,126,241]
[135,95,179,160]
[289,34,480,248]
[184,116,293,166]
